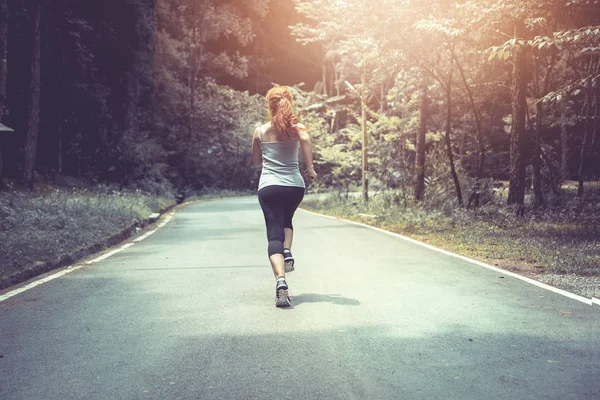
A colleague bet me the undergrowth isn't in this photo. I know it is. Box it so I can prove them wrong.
[0,187,175,283]
[302,190,600,277]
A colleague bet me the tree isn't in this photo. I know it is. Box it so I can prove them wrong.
[0,0,8,188]
[531,23,600,197]
[413,15,472,207]
[506,19,528,212]
[23,0,41,190]
[154,0,269,189]
[292,0,431,202]
[414,80,428,202]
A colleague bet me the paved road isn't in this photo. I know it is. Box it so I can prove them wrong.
[1,197,599,400]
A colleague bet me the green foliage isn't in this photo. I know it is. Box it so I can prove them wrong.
[303,191,600,282]
[4,0,600,204]
[3,0,273,193]
[0,187,175,283]
[153,0,269,191]
[156,79,264,190]
[294,0,600,211]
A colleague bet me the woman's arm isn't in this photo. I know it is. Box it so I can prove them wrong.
[297,124,318,182]
[251,127,262,167]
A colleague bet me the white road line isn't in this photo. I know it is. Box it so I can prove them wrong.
[1,210,177,302]
[300,208,595,306]
[0,265,83,303]
[157,213,174,228]
[593,298,600,307]
[133,230,157,242]
[85,243,135,264]
[136,212,174,241]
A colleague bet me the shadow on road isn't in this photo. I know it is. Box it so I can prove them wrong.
[290,293,360,307]
[127,265,268,271]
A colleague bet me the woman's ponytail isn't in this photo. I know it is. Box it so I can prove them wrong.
[266,86,298,138]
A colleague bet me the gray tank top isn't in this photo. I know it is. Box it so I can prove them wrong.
[258,125,306,191]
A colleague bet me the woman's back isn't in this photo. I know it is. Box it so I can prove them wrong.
[257,123,305,191]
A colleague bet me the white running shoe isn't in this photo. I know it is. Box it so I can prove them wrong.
[275,277,291,308]
[283,249,295,273]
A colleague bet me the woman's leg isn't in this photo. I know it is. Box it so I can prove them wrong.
[282,187,305,237]
[282,187,305,261]
[269,254,285,279]
[283,228,293,250]
[258,187,287,279]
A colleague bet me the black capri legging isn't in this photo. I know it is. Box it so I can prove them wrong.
[258,185,305,257]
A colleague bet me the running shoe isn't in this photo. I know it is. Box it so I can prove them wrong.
[283,249,295,273]
[275,277,291,308]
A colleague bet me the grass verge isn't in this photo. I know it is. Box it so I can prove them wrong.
[0,185,176,289]
[302,193,600,299]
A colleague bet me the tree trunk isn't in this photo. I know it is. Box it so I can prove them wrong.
[322,63,327,96]
[592,88,598,146]
[334,59,340,97]
[577,78,593,197]
[507,20,528,214]
[23,0,42,190]
[533,103,545,207]
[414,79,427,202]
[185,19,199,184]
[540,147,560,195]
[57,121,62,174]
[380,84,384,115]
[455,53,486,208]
[444,51,463,207]
[120,0,148,188]
[0,0,8,189]
[560,103,568,183]
[188,26,197,139]
[0,0,6,118]
[361,65,368,206]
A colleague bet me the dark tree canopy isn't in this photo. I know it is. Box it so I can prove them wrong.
[0,0,598,211]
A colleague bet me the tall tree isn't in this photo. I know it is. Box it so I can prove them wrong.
[506,19,528,212]
[413,15,470,207]
[155,0,268,188]
[578,67,594,197]
[531,22,600,197]
[23,0,41,190]
[0,0,7,188]
[414,80,428,202]
[444,49,463,207]
[0,0,6,120]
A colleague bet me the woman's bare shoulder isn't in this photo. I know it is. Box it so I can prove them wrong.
[253,123,271,139]
[294,123,307,131]
[297,127,310,142]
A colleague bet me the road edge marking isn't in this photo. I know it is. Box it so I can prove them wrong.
[133,212,174,242]
[156,212,174,228]
[0,265,84,303]
[1,211,177,303]
[85,243,135,264]
[299,207,594,306]
[133,230,157,242]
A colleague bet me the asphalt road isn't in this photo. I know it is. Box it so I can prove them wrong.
[1,197,599,400]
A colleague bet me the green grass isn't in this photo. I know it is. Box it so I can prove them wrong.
[302,193,600,277]
[184,188,255,202]
[0,186,175,284]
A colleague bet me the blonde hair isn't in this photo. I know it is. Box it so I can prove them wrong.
[266,86,298,138]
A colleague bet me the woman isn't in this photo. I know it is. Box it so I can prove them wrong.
[251,86,318,308]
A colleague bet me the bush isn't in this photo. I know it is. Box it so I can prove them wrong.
[0,186,175,284]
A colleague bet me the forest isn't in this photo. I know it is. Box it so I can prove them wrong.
[1,0,599,207]
[1,1,600,287]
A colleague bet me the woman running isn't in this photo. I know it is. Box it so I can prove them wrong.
[251,86,318,308]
